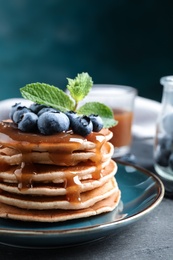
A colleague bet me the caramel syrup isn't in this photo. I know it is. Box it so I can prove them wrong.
[14,162,37,190]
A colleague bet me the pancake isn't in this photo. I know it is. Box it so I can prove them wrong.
[0,190,121,222]
[0,141,113,166]
[0,121,112,152]
[0,160,117,196]
[0,177,118,210]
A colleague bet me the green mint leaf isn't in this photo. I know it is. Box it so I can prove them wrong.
[20,83,75,112]
[77,102,117,128]
[66,72,93,103]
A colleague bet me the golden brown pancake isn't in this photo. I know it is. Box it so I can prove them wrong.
[0,177,118,210]
[0,160,117,195]
[0,190,121,222]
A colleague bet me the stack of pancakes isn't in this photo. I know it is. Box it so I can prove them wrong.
[0,121,121,222]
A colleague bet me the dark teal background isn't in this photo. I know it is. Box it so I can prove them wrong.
[0,0,173,101]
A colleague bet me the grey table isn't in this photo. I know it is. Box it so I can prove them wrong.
[0,137,173,260]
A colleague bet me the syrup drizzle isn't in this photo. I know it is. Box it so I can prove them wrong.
[14,162,34,190]
[0,121,110,203]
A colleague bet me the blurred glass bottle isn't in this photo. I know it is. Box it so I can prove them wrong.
[154,76,173,197]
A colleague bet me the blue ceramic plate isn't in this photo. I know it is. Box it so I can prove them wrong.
[0,162,164,248]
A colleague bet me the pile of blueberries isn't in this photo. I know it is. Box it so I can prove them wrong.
[9,103,103,136]
[155,114,173,171]
[155,135,173,171]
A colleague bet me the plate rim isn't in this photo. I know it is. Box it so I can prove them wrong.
[0,161,165,237]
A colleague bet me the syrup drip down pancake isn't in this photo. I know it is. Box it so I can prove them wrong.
[0,121,121,222]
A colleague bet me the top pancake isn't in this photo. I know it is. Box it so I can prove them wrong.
[0,121,112,152]
[0,121,114,166]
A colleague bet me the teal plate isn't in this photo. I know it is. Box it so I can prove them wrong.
[0,162,164,248]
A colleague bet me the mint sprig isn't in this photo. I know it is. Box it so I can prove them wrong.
[20,73,117,128]
[67,72,93,105]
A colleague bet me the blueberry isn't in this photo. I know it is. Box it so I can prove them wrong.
[66,111,78,120]
[71,116,93,136]
[18,112,38,132]
[169,153,173,170]
[163,112,173,135]
[155,134,173,167]
[158,135,173,151]
[66,111,78,127]
[13,106,31,124]
[89,114,103,132]
[37,107,59,117]
[29,103,47,114]
[9,103,21,120]
[37,112,70,135]
[155,149,171,167]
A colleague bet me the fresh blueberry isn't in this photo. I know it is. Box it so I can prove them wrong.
[9,103,22,120]
[71,116,93,136]
[18,112,38,132]
[155,135,173,167]
[66,111,78,127]
[89,114,103,132]
[37,112,70,135]
[29,103,47,114]
[169,153,173,170]
[37,107,59,117]
[13,106,31,124]
[163,112,173,135]
[158,135,173,151]
[66,111,78,120]
[155,148,171,167]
